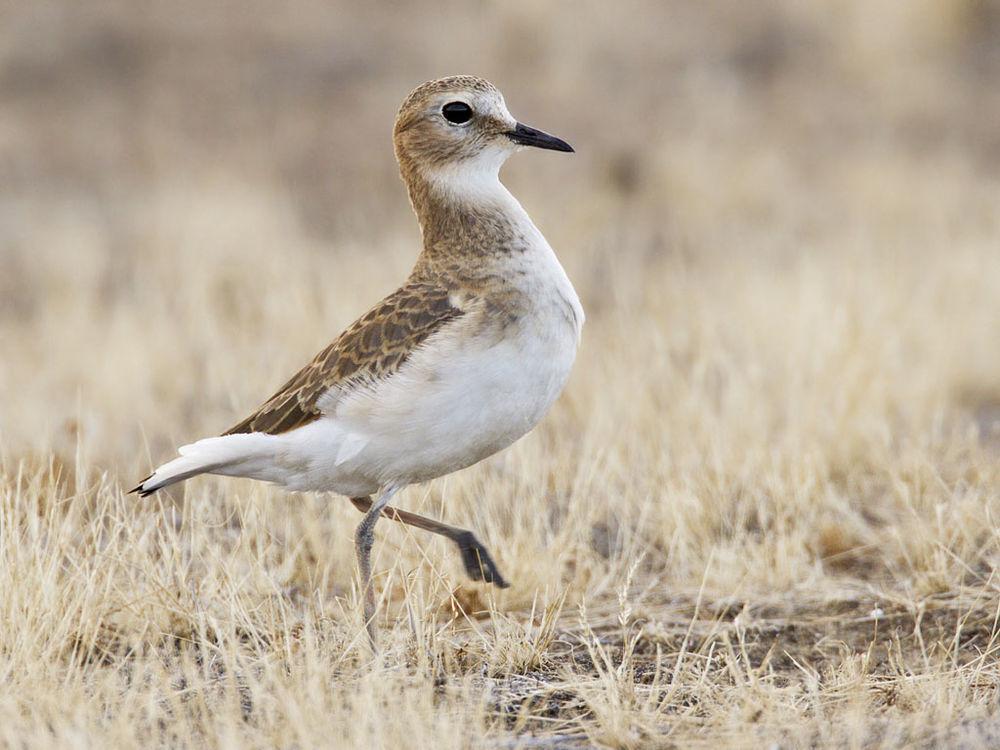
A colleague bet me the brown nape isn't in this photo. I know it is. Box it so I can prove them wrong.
[223,284,464,436]
[395,158,538,292]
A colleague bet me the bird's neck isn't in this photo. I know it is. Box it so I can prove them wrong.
[399,156,535,271]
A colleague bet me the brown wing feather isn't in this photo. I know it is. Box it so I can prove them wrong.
[223,283,464,436]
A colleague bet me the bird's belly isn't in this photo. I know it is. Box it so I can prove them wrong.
[339,313,579,487]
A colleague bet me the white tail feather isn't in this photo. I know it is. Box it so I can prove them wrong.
[134,434,278,495]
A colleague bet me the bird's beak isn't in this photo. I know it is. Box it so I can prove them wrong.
[505,122,574,153]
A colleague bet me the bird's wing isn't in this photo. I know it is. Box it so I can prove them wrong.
[223,282,465,436]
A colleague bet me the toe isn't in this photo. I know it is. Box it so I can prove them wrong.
[456,532,510,588]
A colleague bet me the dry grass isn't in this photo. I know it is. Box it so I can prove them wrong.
[2,0,1000,747]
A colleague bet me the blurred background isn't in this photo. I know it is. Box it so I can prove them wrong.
[1,0,998,465]
[4,5,1000,745]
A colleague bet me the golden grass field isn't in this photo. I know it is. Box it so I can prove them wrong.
[2,1,1000,747]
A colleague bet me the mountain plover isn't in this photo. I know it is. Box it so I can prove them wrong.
[132,75,584,644]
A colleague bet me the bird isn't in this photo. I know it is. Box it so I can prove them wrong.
[131,75,584,645]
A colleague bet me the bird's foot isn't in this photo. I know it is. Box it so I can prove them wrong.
[454,531,510,588]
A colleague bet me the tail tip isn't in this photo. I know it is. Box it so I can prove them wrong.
[129,474,156,497]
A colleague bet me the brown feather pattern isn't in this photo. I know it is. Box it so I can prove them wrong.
[224,283,464,436]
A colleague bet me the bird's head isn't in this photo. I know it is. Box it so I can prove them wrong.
[393,75,573,197]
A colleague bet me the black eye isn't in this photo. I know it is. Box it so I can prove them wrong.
[442,101,473,124]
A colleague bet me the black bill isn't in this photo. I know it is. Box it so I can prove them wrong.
[506,122,574,153]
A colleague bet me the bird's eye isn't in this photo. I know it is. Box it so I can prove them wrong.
[442,101,473,124]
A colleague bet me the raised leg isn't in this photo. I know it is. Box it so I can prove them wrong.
[350,496,509,588]
[355,486,399,648]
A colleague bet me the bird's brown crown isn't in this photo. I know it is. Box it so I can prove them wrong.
[392,76,514,172]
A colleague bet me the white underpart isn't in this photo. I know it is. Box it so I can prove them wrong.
[138,140,583,498]
[292,181,580,497]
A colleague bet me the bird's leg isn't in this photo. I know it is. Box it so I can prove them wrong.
[350,496,509,588]
[354,486,398,648]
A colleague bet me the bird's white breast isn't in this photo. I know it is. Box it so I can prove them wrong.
[279,231,581,496]
[274,193,582,496]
